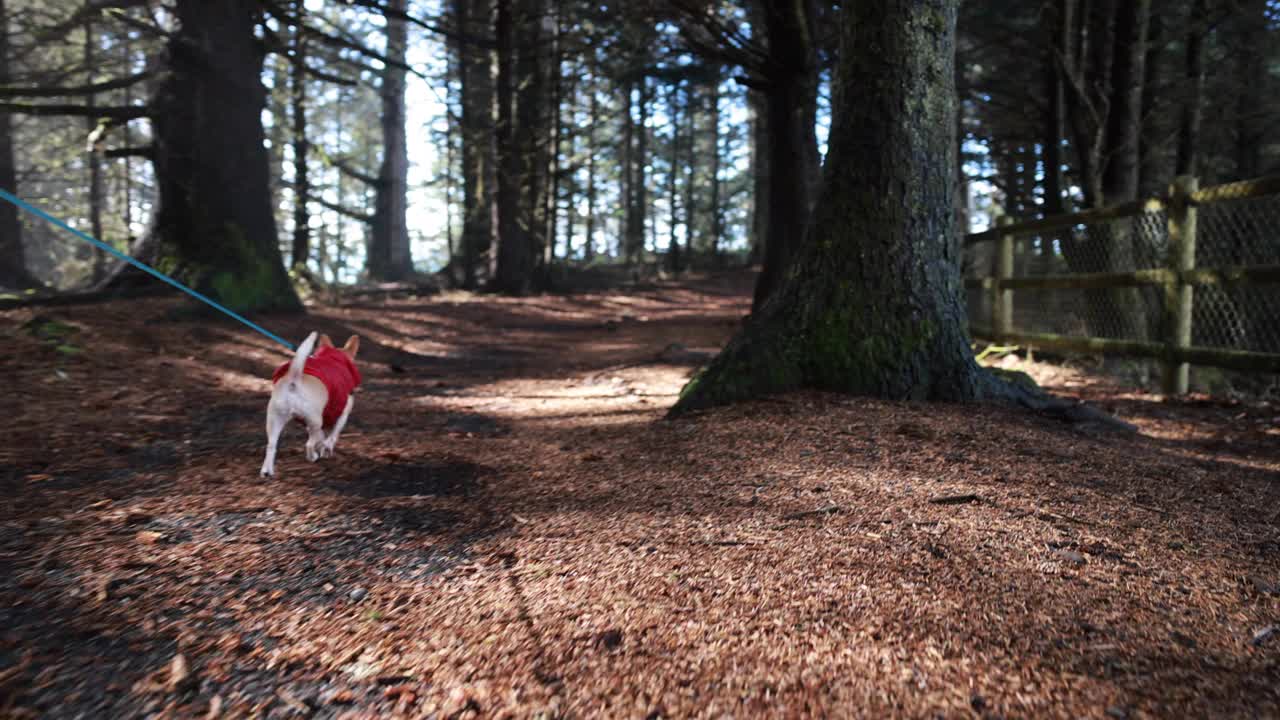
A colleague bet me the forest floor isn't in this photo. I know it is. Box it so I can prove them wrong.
[1,271,1278,719]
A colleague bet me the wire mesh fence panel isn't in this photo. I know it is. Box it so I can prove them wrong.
[1192,194,1280,353]
[1197,194,1280,267]
[964,209,1169,339]
[963,178,1280,387]
[1008,285,1165,340]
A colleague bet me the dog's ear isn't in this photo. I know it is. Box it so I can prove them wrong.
[343,335,360,358]
[318,334,335,348]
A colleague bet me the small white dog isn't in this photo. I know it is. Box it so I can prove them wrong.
[261,331,362,476]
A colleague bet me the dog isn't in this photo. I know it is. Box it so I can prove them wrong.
[260,331,361,476]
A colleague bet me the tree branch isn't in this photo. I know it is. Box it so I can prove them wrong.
[34,0,150,44]
[0,70,152,99]
[315,196,375,224]
[104,146,154,160]
[261,0,426,80]
[0,102,148,119]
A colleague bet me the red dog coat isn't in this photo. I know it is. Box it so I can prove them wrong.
[272,346,362,428]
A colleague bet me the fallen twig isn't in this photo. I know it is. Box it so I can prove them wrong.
[929,493,981,505]
[782,504,841,521]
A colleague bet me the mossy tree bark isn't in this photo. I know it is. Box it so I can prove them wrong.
[146,0,300,313]
[672,0,1035,415]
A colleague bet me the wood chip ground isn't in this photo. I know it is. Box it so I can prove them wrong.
[1,273,1277,718]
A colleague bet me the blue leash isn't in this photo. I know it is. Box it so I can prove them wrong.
[0,187,296,352]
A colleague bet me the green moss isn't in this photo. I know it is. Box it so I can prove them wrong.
[201,222,295,313]
[803,301,937,393]
[23,317,77,341]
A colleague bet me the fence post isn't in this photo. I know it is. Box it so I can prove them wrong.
[1162,175,1199,395]
[993,215,1014,339]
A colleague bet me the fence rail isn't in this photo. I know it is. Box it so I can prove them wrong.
[962,174,1280,393]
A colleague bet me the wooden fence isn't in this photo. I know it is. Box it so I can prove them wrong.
[963,174,1280,394]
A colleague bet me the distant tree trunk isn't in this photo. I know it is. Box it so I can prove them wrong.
[665,85,680,272]
[0,0,38,290]
[751,0,820,312]
[707,65,723,262]
[1042,0,1071,217]
[492,0,531,293]
[85,18,107,284]
[1062,0,1116,210]
[681,83,696,265]
[121,29,135,241]
[624,79,651,264]
[455,0,496,289]
[1097,0,1151,340]
[1233,0,1266,180]
[1095,0,1152,204]
[445,52,457,272]
[1137,13,1164,197]
[748,88,769,267]
[289,5,311,271]
[673,0,1016,415]
[1174,0,1206,177]
[140,0,299,312]
[545,6,563,268]
[584,71,598,261]
[369,0,413,281]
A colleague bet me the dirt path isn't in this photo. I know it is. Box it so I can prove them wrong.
[2,274,1278,718]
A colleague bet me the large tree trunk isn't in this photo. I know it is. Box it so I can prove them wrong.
[455,0,496,289]
[368,0,413,281]
[751,0,820,312]
[672,0,1001,413]
[145,0,299,312]
[0,0,38,290]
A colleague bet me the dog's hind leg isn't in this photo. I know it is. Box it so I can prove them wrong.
[261,406,286,476]
[304,413,326,462]
[321,397,353,457]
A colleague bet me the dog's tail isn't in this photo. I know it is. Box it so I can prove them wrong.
[284,331,318,385]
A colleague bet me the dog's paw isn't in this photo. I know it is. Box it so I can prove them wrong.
[321,440,337,458]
